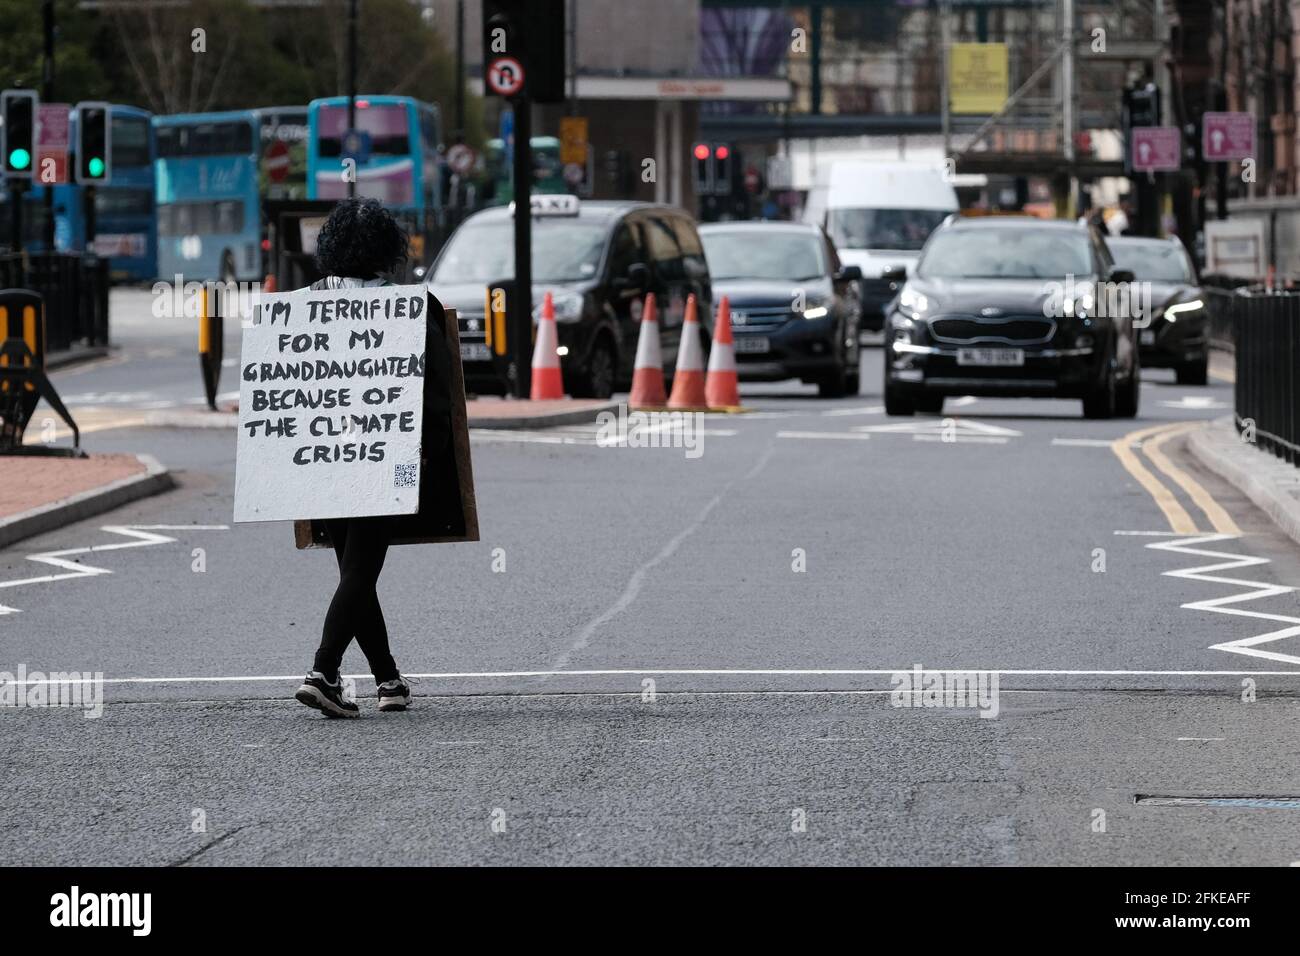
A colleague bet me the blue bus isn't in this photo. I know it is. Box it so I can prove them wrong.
[306,95,442,263]
[0,104,157,282]
[154,107,308,283]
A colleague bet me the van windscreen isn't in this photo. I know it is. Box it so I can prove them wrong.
[827,208,948,252]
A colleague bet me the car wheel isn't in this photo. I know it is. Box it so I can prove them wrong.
[915,393,944,415]
[1115,358,1140,418]
[884,381,915,416]
[574,338,616,400]
[1082,355,1117,419]
[818,365,849,398]
[1176,357,1208,386]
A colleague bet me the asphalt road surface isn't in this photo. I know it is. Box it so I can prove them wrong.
[3,292,1300,865]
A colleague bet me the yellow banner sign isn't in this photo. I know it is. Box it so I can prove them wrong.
[559,116,588,165]
[949,43,1008,115]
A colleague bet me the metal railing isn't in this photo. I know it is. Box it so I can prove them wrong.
[0,252,110,352]
[1233,290,1300,465]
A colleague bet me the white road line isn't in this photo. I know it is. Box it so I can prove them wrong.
[912,434,1008,444]
[1053,438,1127,447]
[1145,532,1300,665]
[549,444,777,671]
[776,430,872,441]
[4,668,1299,687]
[0,524,229,612]
[821,405,883,417]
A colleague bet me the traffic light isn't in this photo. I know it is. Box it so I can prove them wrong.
[482,0,566,103]
[713,143,732,196]
[1121,83,1161,175]
[692,142,713,195]
[691,143,737,197]
[75,101,111,185]
[2,89,38,178]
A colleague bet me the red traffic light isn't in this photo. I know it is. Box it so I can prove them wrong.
[693,143,710,161]
[715,145,730,160]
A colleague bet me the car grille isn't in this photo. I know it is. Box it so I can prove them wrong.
[861,277,900,307]
[928,314,1055,346]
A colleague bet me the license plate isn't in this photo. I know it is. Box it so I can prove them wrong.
[1140,330,1155,346]
[957,347,1024,367]
[460,343,491,361]
[734,335,771,355]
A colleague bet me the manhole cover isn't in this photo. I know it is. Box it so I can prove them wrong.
[1136,794,1300,809]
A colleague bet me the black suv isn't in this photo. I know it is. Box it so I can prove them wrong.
[883,216,1140,419]
[426,199,712,398]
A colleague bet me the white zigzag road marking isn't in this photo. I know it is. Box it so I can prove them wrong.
[1146,532,1300,666]
[0,524,229,615]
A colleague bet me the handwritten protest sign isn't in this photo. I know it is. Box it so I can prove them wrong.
[234,284,428,523]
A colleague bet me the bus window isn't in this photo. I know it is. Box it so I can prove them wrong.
[316,103,411,157]
[214,200,244,234]
[95,188,152,217]
[111,115,152,168]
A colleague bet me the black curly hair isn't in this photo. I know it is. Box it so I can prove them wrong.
[314,198,409,280]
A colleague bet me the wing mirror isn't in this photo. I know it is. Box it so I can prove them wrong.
[880,264,908,282]
[834,265,863,282]
[1109,267,1136,284]
[615,262,649,291]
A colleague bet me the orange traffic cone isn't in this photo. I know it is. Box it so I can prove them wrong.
[531,291,565,400]
[628,293,667,408]
[667,294,708,410]
[706,296,742,410]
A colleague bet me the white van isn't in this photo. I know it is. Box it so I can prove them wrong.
[814,161,958,329]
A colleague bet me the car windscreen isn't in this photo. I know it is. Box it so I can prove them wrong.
[701,230,825,282]
[917,228,1093,279]
[827,208,948,251]
[431,219,608,284]
[1109,242,1194,283]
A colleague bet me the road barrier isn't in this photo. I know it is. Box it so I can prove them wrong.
[1232,289,1300,465]
[0,288,82,455]
[0,252,109,354]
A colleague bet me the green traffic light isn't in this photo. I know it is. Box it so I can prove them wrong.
[8,147,30,171]
[88,157,105,178]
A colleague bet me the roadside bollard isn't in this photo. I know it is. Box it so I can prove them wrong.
[199,285,223,411]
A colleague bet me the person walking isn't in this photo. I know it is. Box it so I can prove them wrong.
[292,198,451,718]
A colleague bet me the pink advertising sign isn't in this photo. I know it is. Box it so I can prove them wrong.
[1131,127,1181,172]
[1203,111,1255,162]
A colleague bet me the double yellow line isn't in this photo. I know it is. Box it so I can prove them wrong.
[1111,422,1240,535]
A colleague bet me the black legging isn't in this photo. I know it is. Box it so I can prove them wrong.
[313,517,399,684]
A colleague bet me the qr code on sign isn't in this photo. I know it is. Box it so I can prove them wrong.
[393,463,419,488]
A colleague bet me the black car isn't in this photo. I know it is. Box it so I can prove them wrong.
[427,198,711,398]
[1106,235,1208,385]
[699,222,863,397]
[882,216,1139,419]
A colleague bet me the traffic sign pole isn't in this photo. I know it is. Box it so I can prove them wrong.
[511,93,532,399]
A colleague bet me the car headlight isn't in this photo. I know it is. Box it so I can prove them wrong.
[801,305,829,320]
[533,291,585,323]
[899,286,928,314]
[1163,298,1204,323]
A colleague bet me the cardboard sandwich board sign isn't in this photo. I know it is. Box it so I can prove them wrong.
[232,282,477,545]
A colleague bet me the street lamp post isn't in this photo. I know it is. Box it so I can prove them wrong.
[347,0,358,200]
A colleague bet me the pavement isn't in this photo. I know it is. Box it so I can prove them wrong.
[0,452,172,550]
[4,288,1300,865]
